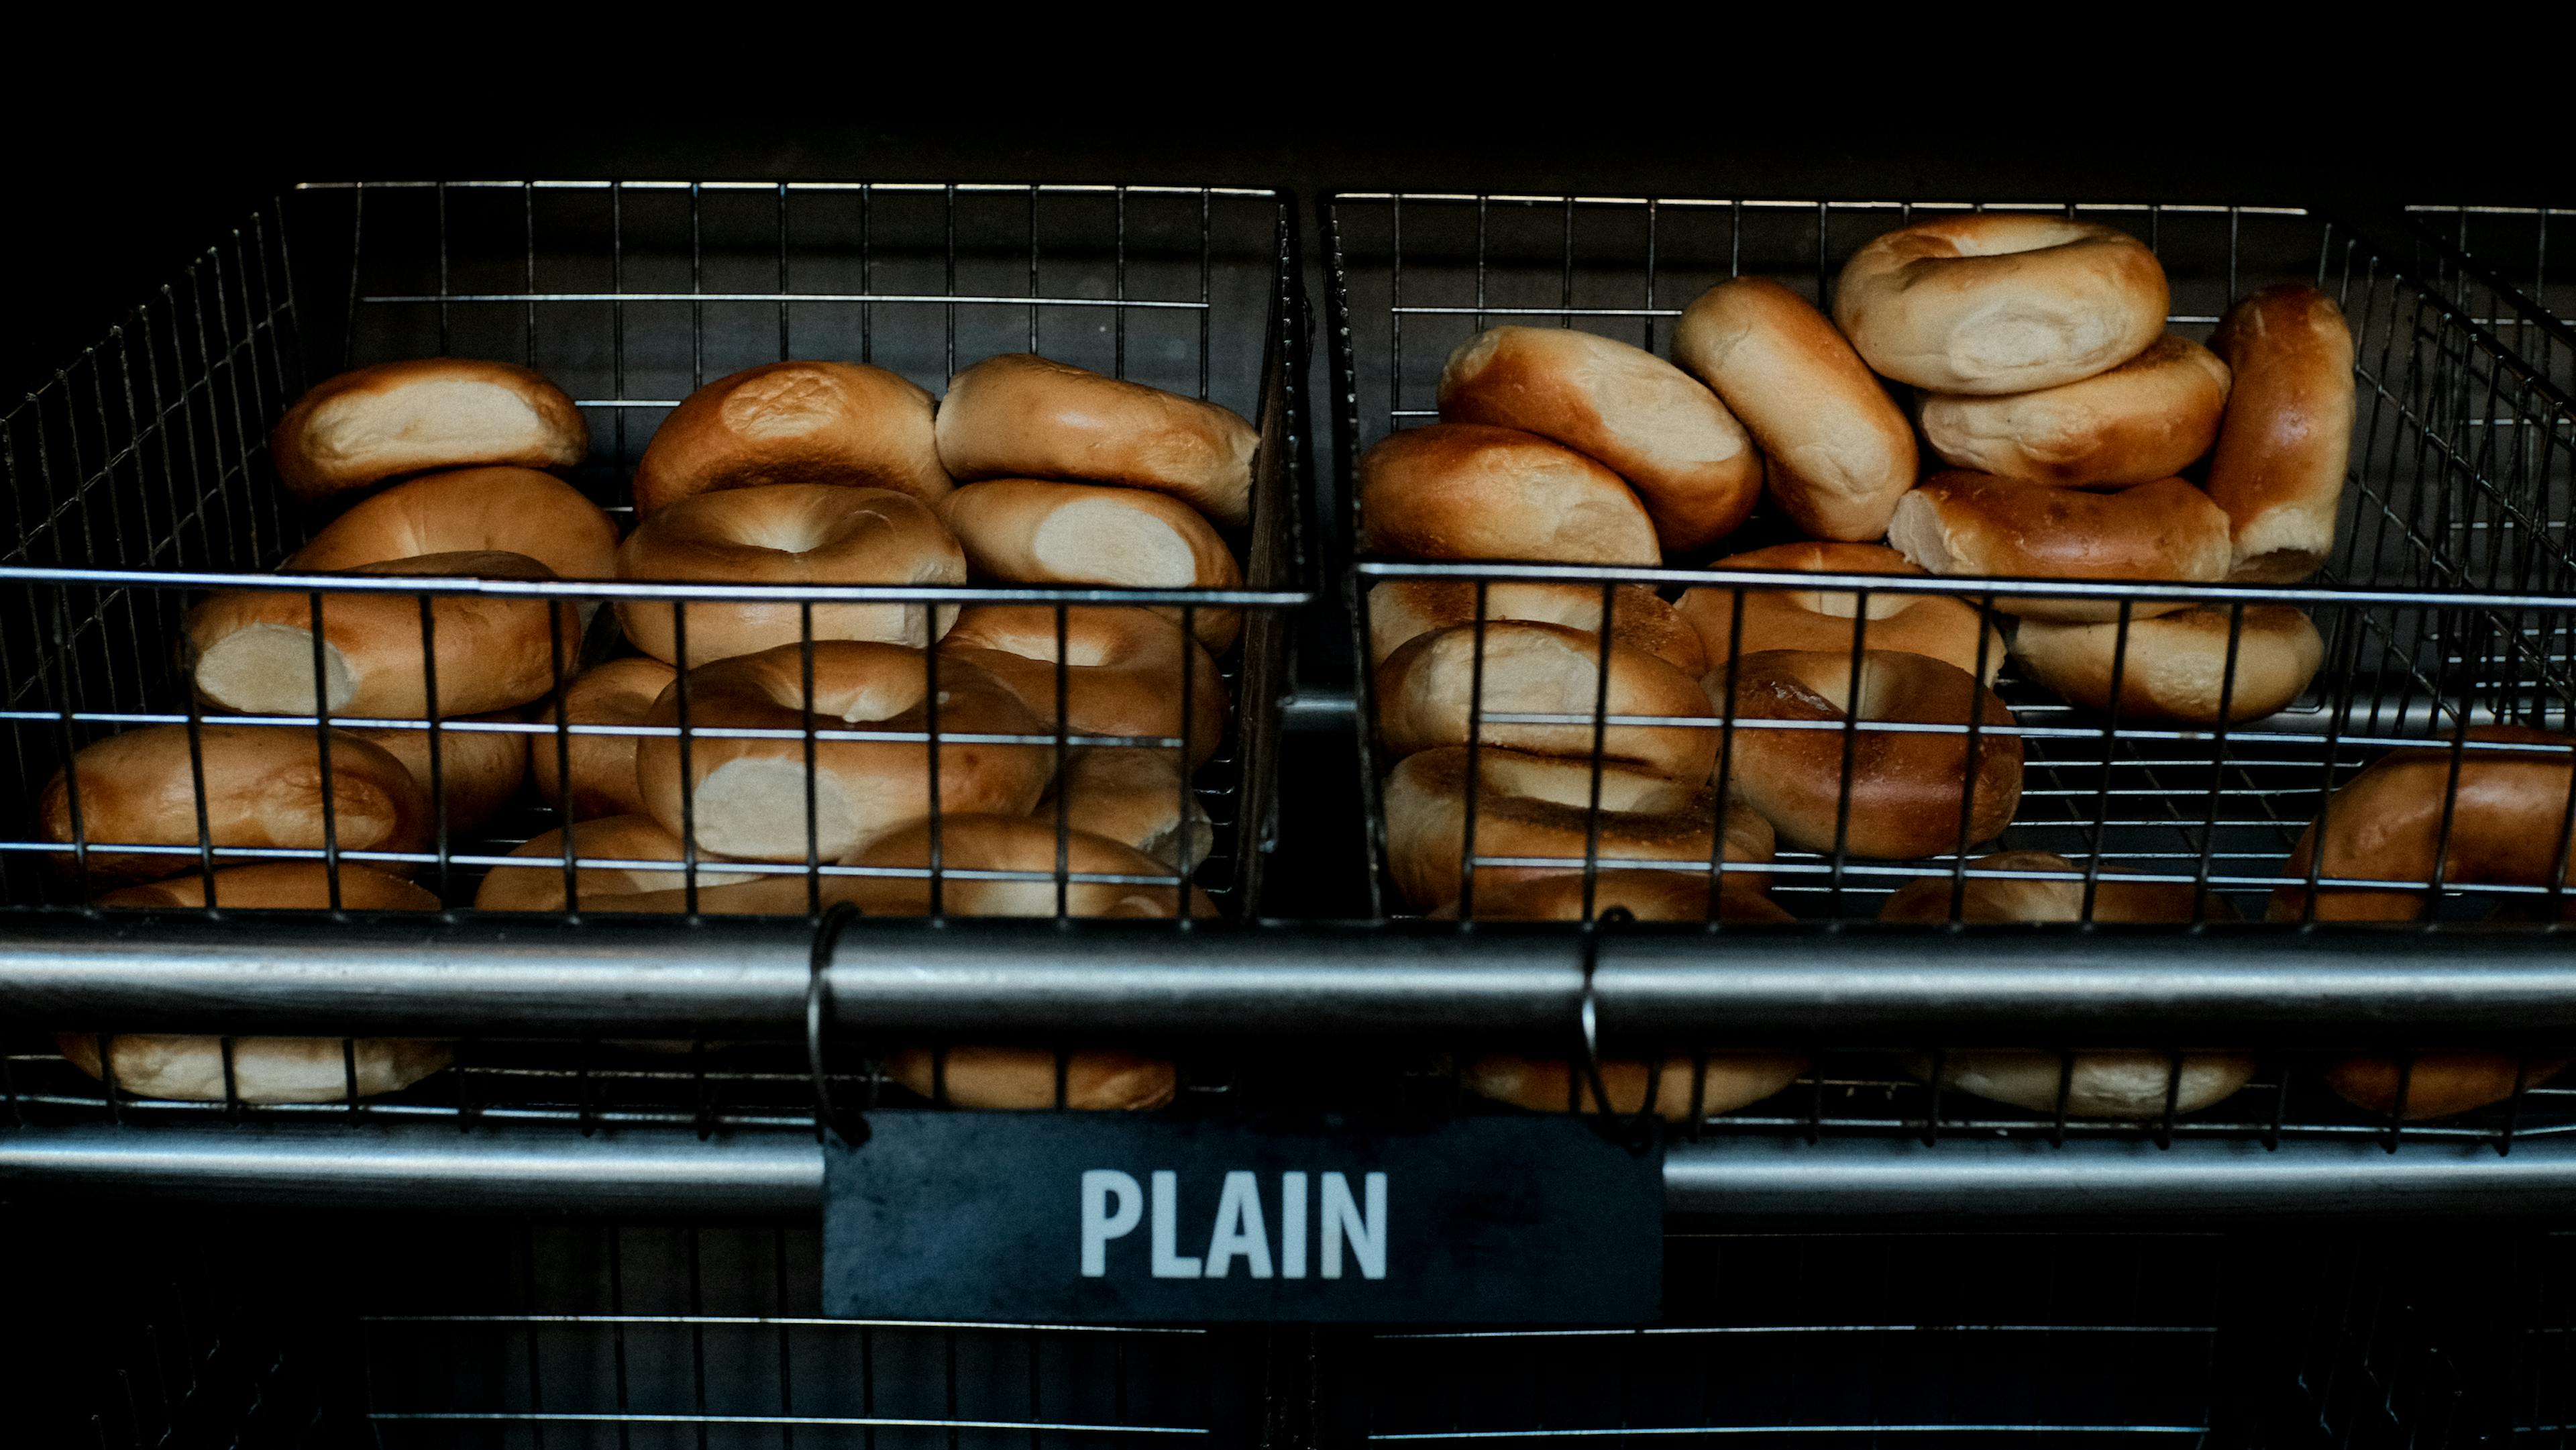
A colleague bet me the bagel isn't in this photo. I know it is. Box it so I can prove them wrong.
[1672,277,1919,541]
[347,712,528,836]
[1881,851,2252,1119]
[2012,606,2322,725]
[186,551,581,718]
[1720,650,2023,860]
[1678,543,2004,684]
[528,658,678,821]
[942,479,1242,651]
[1357,423,1658,565]
[849,814,1215,920]
[38,724,430,883]
[934,354,1256,526]
[633,642,1052,862]
[2206,284,2356,583]
[472,815,767,913]
[1920,334,2231,486]
[937,605,1229,768]
[285,466,620,582]
[1833,215,2170,394]
[1436,326,1760,552]
[1458,1052,1807,1121]
[270,359,586,501]
[881,1047,1178,1112]
[2270,727,2576,923]
[1037,747,1214,871]
[1375,621,1719,783]
[1383,746,1774,911]
[2319,1055,2570,1123]
[1885,472,2233,622]
[1431,872,1792,924]
[614,484,965,665]
[631,361,952,517]
[1364,580,1705,677]
[77,862,448,1103]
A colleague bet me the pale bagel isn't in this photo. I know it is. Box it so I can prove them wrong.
[1678,542,2003,684]
[1375,621,1719,783]
[2206,284,2356,582]
[633,641,1053,862]
[614,483,965,665]
[1036,747,1214,872]
[936,605,1229,769]
[1920,334,2231,486]
[631,360,952,517]
[527,658,679,821]
[1436,326,1760,552]
[1673,277,1919,541]
[942,478,1242,651]
[934,354,1256,526]
[2012,605,2322,725]
[284,466,620,581]
[1885,472,2233,622]
[472,814,764,913]
[1358,423,1658,565]
[1364,580,1706,677]
[271,359,587,501]
[1833,214,2170,394]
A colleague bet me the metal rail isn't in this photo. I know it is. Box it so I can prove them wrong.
[9,1117,2573,1219]
[6,913,2576,1044]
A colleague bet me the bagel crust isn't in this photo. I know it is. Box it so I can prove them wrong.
[1358,423,1658,565]
[1833,215,2170,394]
[1365,580,1705,676]
[1920,334,2231,486]
[2012,605,2322,725]
[614,483,966,665]
[943,478,1242,651]
[1885,472,2232,622]
[347,711,529,837]
[1674,278,1918,541]
[1678,542,2003,684]
[1430,871,1792,924]
[1038,747,1214,871]
[1383,745,1774,911]
[271,359,587,501]
[1375,621,1719,782]
[1436,326,1760,552]
[934,354,1256,526]
[38,724,430,883]
[634,641,1053,862]
[2206,284,2355,582]
[473,814,761,913]
[528,658,679,821]
[2269,727,2576,923]
[286,466,621,582]
[937,605,1229,769]
[631,360,952,517]
[1719,650,2023,860]
[1460,1051,1807,1121]
[1878,850,2236,926]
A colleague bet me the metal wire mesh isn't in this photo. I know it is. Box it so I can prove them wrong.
[2408,205,2576,403]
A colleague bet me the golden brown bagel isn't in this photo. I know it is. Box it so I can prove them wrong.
[77,862,449,1103]
[614,484,965,665]
[1884,472,2233,622]
[1720,650,2023,859]
[937,605,1229,769]
[1436,326,1760,552]
[2320,1056,2569,1122]
[1364,580,1705,677]
[472,814,765,913]
[186,552,581,718]
[1678,543,2004,684]
[942,478,1242,651]
[1383,746,1774,912]
[2012,605,2323,725]
[528,658,679,821]
[2206,284,2356,583]
[881,1047,1178,1112]
[286,466,621,581]
[1358,423,1658,565]
[270,359,587,501]
[1431,871,1791,924]
[2269,727,2576,923]
[38,725,430,883]
[850,813,1214,920]
[347,712,528,837]
[634,642,1052,862]
[631,361,951,517]
[1036,747,1213,871]
[1673,277,1919,541]
[1880,851,2253,1119]
[1375,621,1719,783]
[1919,334,2231,486]
[934,354,1256,527]
[1833,215,2170,394]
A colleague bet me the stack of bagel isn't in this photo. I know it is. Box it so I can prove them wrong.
[44,352,1256,1110]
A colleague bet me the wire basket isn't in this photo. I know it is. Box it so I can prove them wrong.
[2407,205,2576,401]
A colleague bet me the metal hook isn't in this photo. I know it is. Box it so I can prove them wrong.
[808,900,871,1147]
[1575,905,1660,1149]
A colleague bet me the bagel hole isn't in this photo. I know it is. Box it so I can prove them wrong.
[1032,501,1193,586]
[196,623,358,714]
[691,758,863,860]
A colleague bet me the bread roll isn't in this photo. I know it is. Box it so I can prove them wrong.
[1885,472,2233,622]
[632,360,952,517]
[2012,606,2322,725]
[284,466,619,582]
[1919,335,2231,486]
[1833,215,2169,394]
[934,354,1256,526]
[2205,284,2355,583]
[271,359,586,501]
[1358,423,1658,565]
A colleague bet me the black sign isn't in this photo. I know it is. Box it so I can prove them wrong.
[821,1112,1664,1325]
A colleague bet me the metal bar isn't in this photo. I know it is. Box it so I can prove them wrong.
[9,914,2576,1042]
[11,1119,2576,1219]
